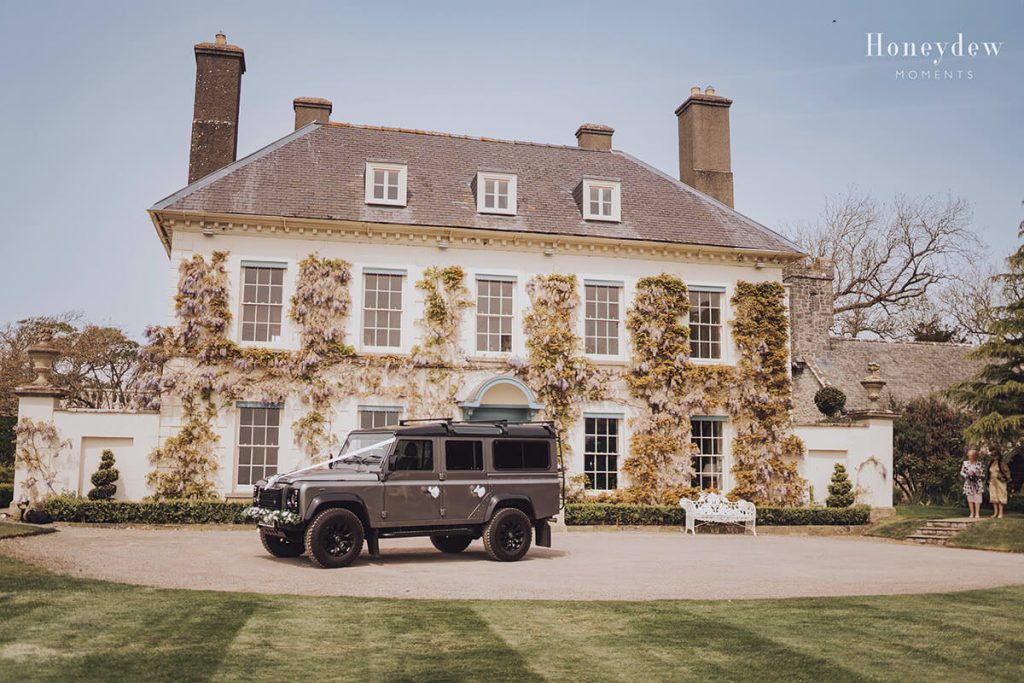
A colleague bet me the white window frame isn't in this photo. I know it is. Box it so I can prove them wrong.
[235,402,283,489]
[357,405,403,430]
[475,275,516,355]
[239,261,286,345]
[364,162,408,206]
[583,414,621,491]
[689,286,725,362]
[690,416,726,491]
[583,280,623,357]
[582,177,621,222]
[476,172,517,215]
[361,269,405,350]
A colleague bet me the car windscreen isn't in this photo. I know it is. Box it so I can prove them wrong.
[335,432,395,467]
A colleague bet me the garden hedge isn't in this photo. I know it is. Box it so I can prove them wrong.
[0,483,13,509]
[564,502,871,526]
[44,496,249,524]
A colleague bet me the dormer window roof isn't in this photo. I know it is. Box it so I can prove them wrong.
[582,177,621,222]
[476,171,517,215]
[365,162,407,206]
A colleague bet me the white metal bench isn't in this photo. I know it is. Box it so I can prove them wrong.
[680,492,757,536]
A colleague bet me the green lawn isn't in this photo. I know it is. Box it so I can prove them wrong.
[866,505,966,540]
[1,555,1023,681]
[949,517,1024,553]
[0,522,56,539]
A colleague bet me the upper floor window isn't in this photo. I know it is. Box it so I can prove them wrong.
[690,417,724,490]
[476,276,514,353]
[365,162,407,206]
[476,172,517,215]
[689,289,723,360]
[358,406,402,430]
[240,263,285,343]
[584,282,621,355]
[363,271,404,348]
[582,178,621,222]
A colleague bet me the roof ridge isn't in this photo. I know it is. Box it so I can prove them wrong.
[326,121,603,152]
[829,336,977,349]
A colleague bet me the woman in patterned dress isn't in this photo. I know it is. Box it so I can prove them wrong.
[987,447,1011,519]
[960,449,985,519]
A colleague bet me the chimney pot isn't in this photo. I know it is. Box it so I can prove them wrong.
[575,123,614,151]
[690,85,701,95]
[188,34,245,184]
[293,97,333,130]
[674,86,734,206]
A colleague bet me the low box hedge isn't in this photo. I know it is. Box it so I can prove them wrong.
[44,496,250,524]
[564,502,871,526]
[0,483,13,509]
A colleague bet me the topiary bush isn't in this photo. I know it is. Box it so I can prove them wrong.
[564,502,870,526]
[814,386,847,418]
[87,450,119,500]
[826,463,855,507]
[44,496,249,524]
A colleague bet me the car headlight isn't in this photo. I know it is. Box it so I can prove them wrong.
[286,488,300,511]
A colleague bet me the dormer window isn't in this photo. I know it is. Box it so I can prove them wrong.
[582,178,621,222]
[365,162,407,206]
[476,172,517,215]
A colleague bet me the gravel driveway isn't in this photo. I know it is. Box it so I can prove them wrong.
[4,524,1023,601]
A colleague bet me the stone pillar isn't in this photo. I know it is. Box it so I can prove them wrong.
[13,341,65,509]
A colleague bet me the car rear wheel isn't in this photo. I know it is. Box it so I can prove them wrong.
[482,508,532,562]
[305,508,364,568]
[260,529,305,558]
[430,534,473,554]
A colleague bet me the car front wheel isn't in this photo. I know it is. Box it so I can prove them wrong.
[482,508,532,562]
[430,534,473,554]
[260,529,305,558]
[305,508,364,568]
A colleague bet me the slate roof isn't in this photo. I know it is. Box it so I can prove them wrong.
[792,337,982,424]
[154,122,802,254]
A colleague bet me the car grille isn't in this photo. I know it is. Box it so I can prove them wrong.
[256,487,282,509]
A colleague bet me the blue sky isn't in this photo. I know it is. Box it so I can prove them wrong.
[1,0,1020,337]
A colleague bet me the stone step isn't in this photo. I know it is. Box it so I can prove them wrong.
[913,528,957,537]
[907,535,948,545]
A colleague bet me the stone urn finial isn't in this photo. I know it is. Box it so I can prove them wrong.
[860,361,886,403]
[27,340,61,387]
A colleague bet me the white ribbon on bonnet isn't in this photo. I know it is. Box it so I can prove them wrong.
[264,437,397,488]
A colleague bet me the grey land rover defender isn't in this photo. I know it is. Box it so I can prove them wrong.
[251,419,561,568]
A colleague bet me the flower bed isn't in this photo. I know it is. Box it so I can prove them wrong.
[564,502,871,526]
[44,496,249,524]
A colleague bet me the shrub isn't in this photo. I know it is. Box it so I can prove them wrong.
[826,463,855,508]
[893,396,973,504]
[0,483,13,508]
[814,386,847,418]
[87,450,119,500]
[564,502,870,526]
[44,496,249,524]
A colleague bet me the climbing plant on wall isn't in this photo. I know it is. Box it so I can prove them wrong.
[515,274,602,446]
[728,280,806,506]
[14,417,71,505]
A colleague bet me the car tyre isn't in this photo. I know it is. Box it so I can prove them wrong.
[482,508,532,562]
[305,508,364,568]
[260,529,305,558]
[430,534,473,554]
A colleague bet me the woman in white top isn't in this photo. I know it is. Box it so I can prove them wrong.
[960,449,985,519]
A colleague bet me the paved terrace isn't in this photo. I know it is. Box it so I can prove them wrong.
[4,525,1023,601]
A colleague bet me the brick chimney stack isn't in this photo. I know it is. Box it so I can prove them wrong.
[575,123,614,151]
[675,86,734,207]
[189,33,245,184]
[293,97,333,130]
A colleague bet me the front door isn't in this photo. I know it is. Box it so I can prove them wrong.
[383,438,440,525]
[441,438,489,523]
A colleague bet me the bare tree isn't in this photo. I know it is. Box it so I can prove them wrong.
[787,190,981,338]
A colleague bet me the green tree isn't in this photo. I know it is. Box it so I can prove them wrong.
[825,463,854,508]
[87,450,119,500]
[893,396,973,504]
[953,225,1024,453]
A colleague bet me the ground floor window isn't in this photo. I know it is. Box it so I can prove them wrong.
[358,406,402,429]
[690,418,724,490]
[237,405,281,486]
[584,416,619,490]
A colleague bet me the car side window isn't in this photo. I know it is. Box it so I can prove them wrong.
[390,439,434,471]
[445,440,484,471]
